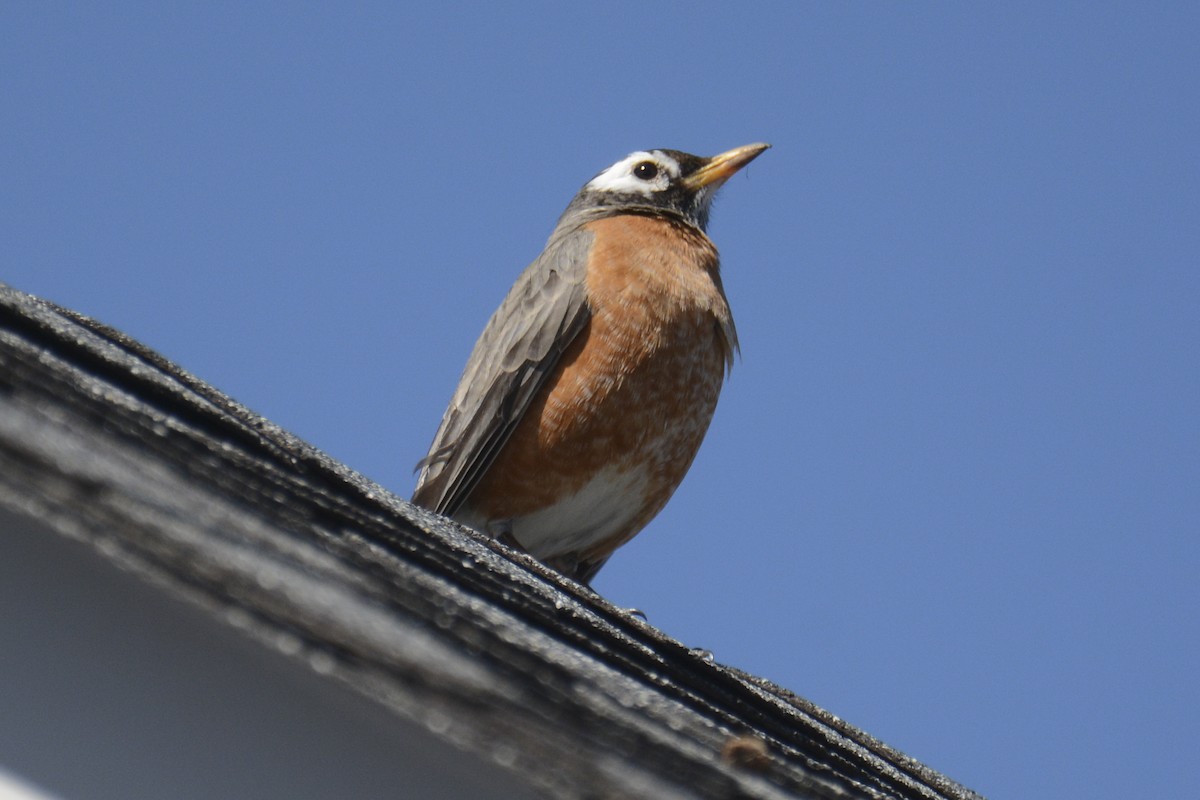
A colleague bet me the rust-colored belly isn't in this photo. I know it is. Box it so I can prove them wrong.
[460,214,735,563]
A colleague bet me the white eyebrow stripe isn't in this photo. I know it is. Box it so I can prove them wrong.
[585,151,681,195]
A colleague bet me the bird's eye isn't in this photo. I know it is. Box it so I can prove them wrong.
[633,161,659,181]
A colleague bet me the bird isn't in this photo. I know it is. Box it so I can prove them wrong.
[413,142,770,584]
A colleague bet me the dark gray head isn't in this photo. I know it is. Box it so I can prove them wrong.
[557,143,770,233]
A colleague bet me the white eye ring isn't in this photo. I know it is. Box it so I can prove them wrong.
[586,151,680,195]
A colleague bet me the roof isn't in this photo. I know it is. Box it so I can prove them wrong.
[0,282,985,800]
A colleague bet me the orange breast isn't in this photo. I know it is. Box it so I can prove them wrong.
[463,214,735,562]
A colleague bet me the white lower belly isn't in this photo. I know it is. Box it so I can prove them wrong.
[464,464,649,561]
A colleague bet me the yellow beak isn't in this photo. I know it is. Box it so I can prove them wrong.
[682,142,771,190]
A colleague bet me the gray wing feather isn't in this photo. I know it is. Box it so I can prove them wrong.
[412,226,595,516]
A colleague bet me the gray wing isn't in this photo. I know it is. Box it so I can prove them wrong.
[412,226,594,517]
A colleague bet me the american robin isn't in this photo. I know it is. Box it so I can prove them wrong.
[413,143,770,584]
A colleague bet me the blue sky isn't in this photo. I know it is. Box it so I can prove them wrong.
[3,4,1197,798]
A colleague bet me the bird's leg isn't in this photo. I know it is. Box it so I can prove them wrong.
[486,518,525,551]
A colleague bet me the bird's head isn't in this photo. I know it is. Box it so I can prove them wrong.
[561,142,770,232]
